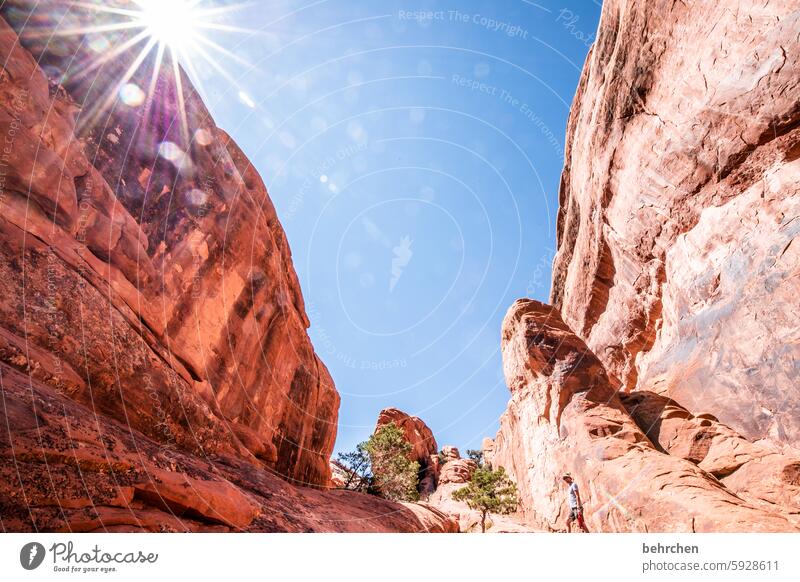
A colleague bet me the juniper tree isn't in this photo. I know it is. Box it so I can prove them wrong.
[452,466,518,532]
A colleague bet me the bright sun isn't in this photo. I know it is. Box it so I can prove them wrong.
[134,0,200,50]
[32,0,252,143]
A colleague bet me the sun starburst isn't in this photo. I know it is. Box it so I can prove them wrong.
[23,0,255,144]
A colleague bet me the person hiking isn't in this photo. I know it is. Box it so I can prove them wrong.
[563,473,589,532]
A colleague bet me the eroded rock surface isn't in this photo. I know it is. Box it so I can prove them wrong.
[490,299,798,532]
[621,391,800,524]
[550,0,800,448]
[437,448,477,486]
[0,9,336,488]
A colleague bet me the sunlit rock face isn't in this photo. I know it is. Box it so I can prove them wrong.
[550,0,800,447]
[620,391,800,524]
[491,300,798,532]
[0,4,337,490]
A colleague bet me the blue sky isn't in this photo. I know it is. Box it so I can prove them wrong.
[190,0,602,454]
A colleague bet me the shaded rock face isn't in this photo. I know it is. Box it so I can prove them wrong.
[0,363,456,532]
[550,0,800,447]
[0,9,337,488]
[375,407,439,496]
[491,299,798,532]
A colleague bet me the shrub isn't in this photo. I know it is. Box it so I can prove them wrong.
[335,443,371,492]
[465,449,484,465]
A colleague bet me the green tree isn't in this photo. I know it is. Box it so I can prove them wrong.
[364,422,420,502]
[452,466,518,532]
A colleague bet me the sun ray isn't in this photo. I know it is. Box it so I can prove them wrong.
[192,33,253,69]
[143,40,167,128]
[193,21,262,35]
[42,0,252,149]
[70,2,144,19]
[22,20,143,39]
[77,35,159,134]
[170,47,191,145]
[70,29,151,82]
[183,38,247,93]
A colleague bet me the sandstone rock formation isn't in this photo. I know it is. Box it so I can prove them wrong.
[480,437,495,468]
[487,0,800,534]
[427,445,532,532]
[440,446,460,462]
[437,451,477,486]
[375,407,439,496]
[0,7,461,533]
[550,0,800,448]
[0,9,336,487]
[0,362,456,532]
[491,299,798,532]
[376,408,439,466]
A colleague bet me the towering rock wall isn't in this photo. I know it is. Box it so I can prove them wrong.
[492,0,800,532]
[550,0,800,447]
[0,359,457,532]
[0,6,337,489]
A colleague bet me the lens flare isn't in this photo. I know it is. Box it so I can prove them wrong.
[119,83,145,106]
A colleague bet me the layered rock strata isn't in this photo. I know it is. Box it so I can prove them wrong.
[0,362,458,532]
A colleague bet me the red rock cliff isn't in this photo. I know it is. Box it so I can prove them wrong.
[492,300,798,532]
[0,6,337,488]
[0,7,462,533]
[491,0,800,532]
